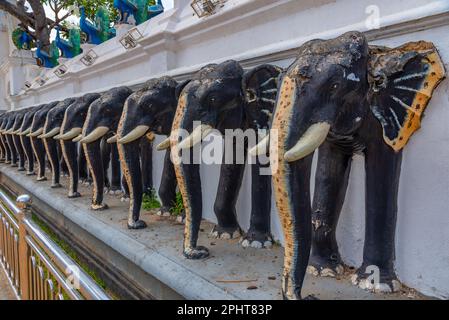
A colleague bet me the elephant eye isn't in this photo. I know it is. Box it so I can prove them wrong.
[331,83,339,90]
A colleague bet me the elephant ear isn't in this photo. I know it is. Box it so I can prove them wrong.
[368,42,446,151]
[242,64,283,129]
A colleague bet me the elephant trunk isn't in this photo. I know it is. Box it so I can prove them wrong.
[61,140,80,198]
[0,135,9,163]
[20,135,34,175]
[6,135,17,166]
[30,137,47,181]
[269,75,316,299]
[83,140,107,210]
[117,140,145,228]
[13,135,26,170]
[170,93,207,259]
[43,137,61,188]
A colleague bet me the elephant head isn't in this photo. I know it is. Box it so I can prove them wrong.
[116,76,183,229]
[79,86,133,210]
[40,98,77,139]
[169,60,282,258]
[252,31,445,299]
[57,93,102,141]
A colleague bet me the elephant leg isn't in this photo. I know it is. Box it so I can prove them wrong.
[109,142,122,194]
[0,135,6,162]
[121,175,129,200]
[241,158,273,248]
[20,136,35,175]
[30,137,47,181]
[308,142,352,278]
[211,145,245,240]
[1,135,10,163]
[78,143,89,184]
[6,135,17,167]
[140,138,153,195]
[13,135,26,171]
[117,140,146,229]
[100,138,111,191]
[157,150,177,216]
[274,156,314,300]
[58,143,69,177]
[43,138,61,188]
[83,141,108,210]
[352,143,402,293]
[61,140,80,198]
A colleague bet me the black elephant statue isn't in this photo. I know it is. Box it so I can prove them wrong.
[28,101,60,181]
[38,98,75,188]
[17,105,46,176]
[2,111,20,167]
[55,93,101,198]
[169,60,282,259]
[116,76,186,229]
[251,31,445,299]
[78,86,133,210]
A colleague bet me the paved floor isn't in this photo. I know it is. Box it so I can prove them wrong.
[0,265,16,300]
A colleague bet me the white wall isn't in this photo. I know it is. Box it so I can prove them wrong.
[2,0,449,298]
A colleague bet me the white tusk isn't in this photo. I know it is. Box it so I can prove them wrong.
[156,137,171,151]
[177,125,213,150]
[284,122,330,162]
[117,125,150,144]
[39,127,61,139]
[28,127,44,137]
[57,127,82,141]
[72,134,83,142]
[79,126,109,144]
[107,135,118,144]
[249,134,270,157]
[19,128,31,136]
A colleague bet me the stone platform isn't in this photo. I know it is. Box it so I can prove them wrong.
[0,165,429,300]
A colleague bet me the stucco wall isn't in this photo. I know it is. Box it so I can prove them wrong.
[2,0,449,298]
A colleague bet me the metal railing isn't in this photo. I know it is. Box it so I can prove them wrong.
[0,189,110,300]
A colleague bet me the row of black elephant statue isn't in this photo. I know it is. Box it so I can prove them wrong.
[0,31,445,299]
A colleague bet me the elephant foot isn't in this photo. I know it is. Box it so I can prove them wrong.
[11,164,18,167]
[156,206,171,217]
[18,167,25,172]
[108,188,122,196]
[176,214,186,224]
[82,180,93,186]
[4,161,10,164]
[68,192,81,199]
[37,176,47,182]
[351,264,401,293]
[127,220,147,230]
[240,229,273,249]
[91,203,109,211]
[210,225,242,240]
[26,171,35,176]
[307,252,344,278]
[183,246,209,260]
[120,196,130,202]
[51,183,62,189]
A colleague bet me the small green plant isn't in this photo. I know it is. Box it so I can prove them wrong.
[142,188,161,210]
[170,192,184,216]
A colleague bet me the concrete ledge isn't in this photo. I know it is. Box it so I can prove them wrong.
[0,165,429,300]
